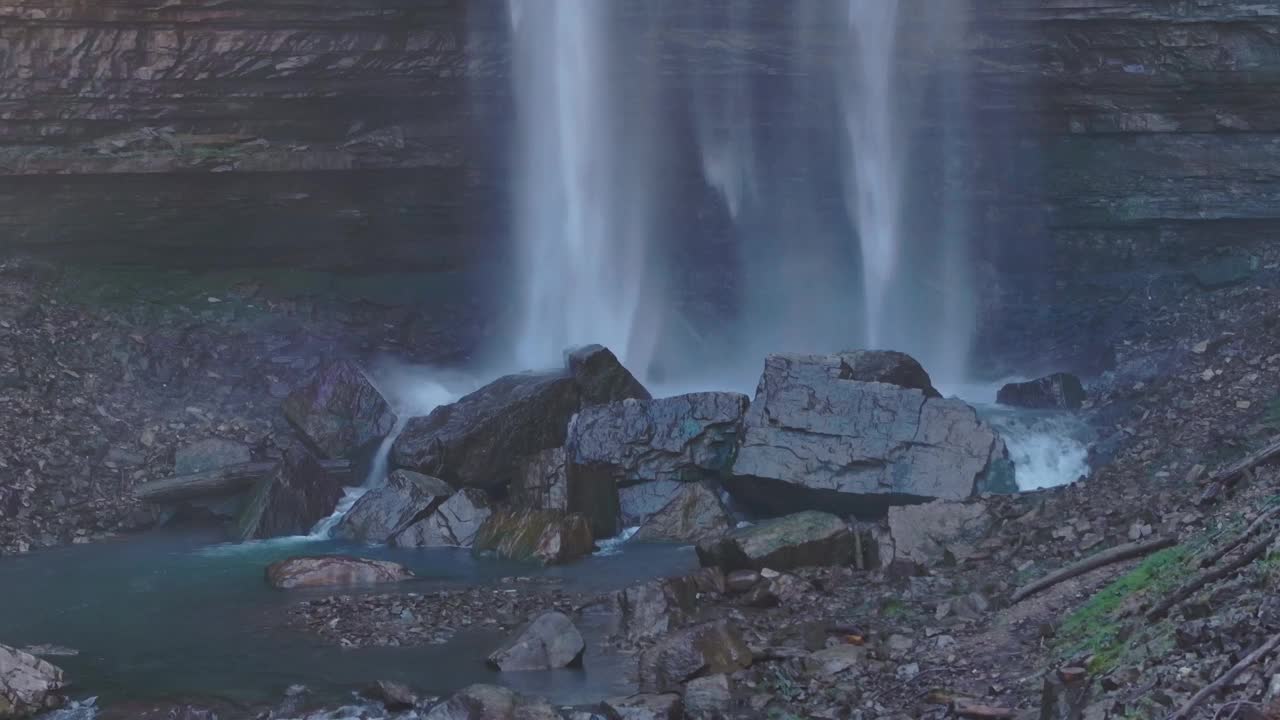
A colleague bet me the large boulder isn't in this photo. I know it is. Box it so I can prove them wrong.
[0,644,66,718]
[509,447,568,512]
[836,350,941,398]
[333,470,454,544]
[728,353,1006,517]
[423,684,559,720]
[232,449,346,541]
[486,611,585,671]
[882,500,993,569]
[283,360,397,458]
[632,482,733,544]
[997,373,1087,411]
[265,556,413,589]
[637,620,753,693]
[566,392,749,535]
[472,509,594,565]
[612,576,699,642]
[391,348,647,492]
[390,488,493,548]
[696,511,853,571]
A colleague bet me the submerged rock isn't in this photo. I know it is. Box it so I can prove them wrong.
[632,482,733,544]
[997,373,1087,411]
[232,448,346,541]
[283,360,397,458]
[265,556,413,589]
[566,392,749,535]
[637,620,752,693]
[728,353,1005,517]
[0,643,66,718]
[486,611,584,671]
[390,488,493,548]
[472,509,594,565]
[334,470,453,544]
[423,684,559,720]
[392,347,647,492]
[696,511,853,571]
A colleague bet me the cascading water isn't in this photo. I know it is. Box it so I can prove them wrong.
[507,0,661,376]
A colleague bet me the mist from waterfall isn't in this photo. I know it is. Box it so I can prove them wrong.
[505,1,977,389]
[506,1,661,376]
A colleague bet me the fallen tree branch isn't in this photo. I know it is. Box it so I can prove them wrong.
[134,459,351,503]
[1165,633,1280,720]
[1199,505,1280,569]
[1011,537,1176,603]
[1148,529,1278,621]
[1199,437,1280,505]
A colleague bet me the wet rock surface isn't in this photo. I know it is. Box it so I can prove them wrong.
[232,448,345,541]
[632,482,733,544]
[265,556,414,590]
[997,373,1087,411]
[389,488,493,549]
[486,611,584,671]
[472,509,595,566]
[283,360,397,459]
[696,511,854,571]
[333,470,453,544]
[0,643,66,718]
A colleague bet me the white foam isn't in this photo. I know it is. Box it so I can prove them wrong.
[593,526,639,556]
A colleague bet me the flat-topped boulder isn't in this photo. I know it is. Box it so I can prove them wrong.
[472,509,594,565]
[728,353,1007,517]
[696,511,853,571]
[390,488,493,548]
[265,556,413,589]
[283,360,397,459]
[391,346,647,492]
[566,392,749,535]
[333,470,454,544]
[0,644,66,718]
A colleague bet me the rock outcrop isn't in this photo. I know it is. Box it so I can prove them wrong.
[566,392,749,535]
[422,684,559,720]
[632,482,734,544]
[333,470,453,544]
[509,447,568,512]
[232,449,346,541]
[0,643,66,718]
[391,347,647,493]
[283,360,397,459]
[390,488,493,549]
[637,620,753,694]
[696,511,853,572]
[728,353,1007,517]
[472,509,594,565]
[486,611,584,671]
[997,373,1087,411]
[265,556,413,590]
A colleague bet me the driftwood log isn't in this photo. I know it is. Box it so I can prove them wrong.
[134,460,351,503]
[1011,537,1176,603]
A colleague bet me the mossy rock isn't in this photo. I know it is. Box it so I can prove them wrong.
[473,509,594,566]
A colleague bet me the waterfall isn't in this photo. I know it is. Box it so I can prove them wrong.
[507,0,661,375]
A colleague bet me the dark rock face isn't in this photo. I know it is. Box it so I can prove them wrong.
[389,488,493,549]
[509,447,568,512]
[265,556,413,590]
[283,361,397,459]
[486,611,584,671]
[391,349,647,493]
[997,373,1087,411]
[232,449,345,541]
[633,482,733,544]
[333,470,453,544]
[566,344,652,406]
[834,350,941,398]
[422,684,560,720]
[637,620,753,694]
[0,643,66,718]
[472,509,594,566]
[613,577,699,643]
[567,392,749,535]
[696,511,853,572]
[728,354,1006,517]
